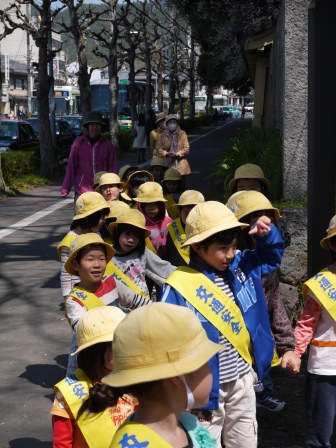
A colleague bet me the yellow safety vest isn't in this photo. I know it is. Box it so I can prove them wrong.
[167,218,190,264]
[145,237,157,254]
[303,268,336,321]
[65,286,105,324]
[104,261,150,300]
[55,369,116,448]
[110,420,174,448]
[165,267,280,367]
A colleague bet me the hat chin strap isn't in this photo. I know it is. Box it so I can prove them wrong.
[179,375,195,410]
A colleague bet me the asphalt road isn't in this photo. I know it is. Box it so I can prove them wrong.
[0,117,251,447]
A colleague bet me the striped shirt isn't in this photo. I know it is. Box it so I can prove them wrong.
[215,271,250,383]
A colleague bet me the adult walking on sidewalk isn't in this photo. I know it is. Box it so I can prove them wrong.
[157,114,191,189]
[61,111,118,202]
[132,113,147,163]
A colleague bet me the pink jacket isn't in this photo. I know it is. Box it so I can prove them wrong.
[137,203,172,260]
[61,135,118,196]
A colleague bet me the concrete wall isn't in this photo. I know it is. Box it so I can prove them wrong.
[270,0,309,199]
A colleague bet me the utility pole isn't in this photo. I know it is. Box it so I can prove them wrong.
[26,4,32,117]
[48,7,56,147]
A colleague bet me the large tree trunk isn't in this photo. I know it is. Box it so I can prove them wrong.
[108,0,119,154]
[144,42,152,113]
[127,47,137,125]
[37,22,58,176]
[67,0,91,121]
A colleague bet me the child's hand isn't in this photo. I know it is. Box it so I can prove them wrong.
[280,351,301,374]
[248,215,271,237]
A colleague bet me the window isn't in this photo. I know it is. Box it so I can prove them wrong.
[14,78,27,90]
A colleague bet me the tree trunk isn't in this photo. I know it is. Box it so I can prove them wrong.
[127,47,138,125]
[108,0,119,154]
[66,0,91,121]
[168,70,176,114]
[175,77,184,120]
[144,42,152,113]
[189,34,195,119]
[36,28,58,176]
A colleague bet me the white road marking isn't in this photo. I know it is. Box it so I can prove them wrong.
[0,198,73,240]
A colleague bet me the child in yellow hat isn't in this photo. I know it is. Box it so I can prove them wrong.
[51,307,136,448]
[160,201,284,448]
[166,190,205,267]
[135,182,172,260]
[227,190,300,411]
[106,209,176,303]
[161,167,184,219]
[80,302,222,447]
[95,173,125,203]
[294,215,336,448]
[148,157,168,183]
[121,170,154,208]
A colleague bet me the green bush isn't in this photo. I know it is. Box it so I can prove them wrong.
[213,124,283,201]
[179,115,212,132]
[102,130,135,153]
[1,150,40,184]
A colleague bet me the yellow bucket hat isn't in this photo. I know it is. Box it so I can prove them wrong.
[162,168,182,182]
[95,173,125,193]
[320,215,336,249]
[134,182,167,203]
[71,307,125,356]
[118,165,139,182]
[92,171,107,189]
[73,192,110,221]
[106,201,129,220]
[123,170,154,199]
[181,201,248,248]
[102,302,223,387]
[172,190,205,213]
[148,157,169,171]
[65,233,115,275]
[108,208,151,237]
[228,164,270,193]
[226,190,281,221]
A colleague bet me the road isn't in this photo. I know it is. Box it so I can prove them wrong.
[0,117,251,447]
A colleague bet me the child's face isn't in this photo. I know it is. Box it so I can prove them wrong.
[119,228,140,253]
[166,180,179,194]
[193,238,238,271]
[236,178,262,192]
[152,166,166,182]
[249,209,275,226]
[143,202,160,221]
[184,362,213,408]
[101,184,122,202]
[180,205,194,225]
[72,246,107,287]
[91,214,106,232]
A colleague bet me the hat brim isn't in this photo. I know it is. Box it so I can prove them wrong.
[229,177,270,193]
[108,220,151,238]
[95,182,126,193]
[102,332,223,388]
[73,205,110,221]
[83,121,107,130]
[320,233,336,250]
[65,241,115,276]
[135,197,167,203]
[71,333,114,356]
[181,220,249,248]
[237,205,281,222]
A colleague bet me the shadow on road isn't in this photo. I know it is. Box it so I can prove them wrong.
[19,362,66,389]
[9,438,51,448]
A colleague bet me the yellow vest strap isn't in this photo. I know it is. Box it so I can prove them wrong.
[111,420,173,448]
[56,369,115,448]
[167,219,190,264]
[104,261,150,300]
[57,233,77,260]
[145,237,157,254]
[66,286,105,310]
[303,269,336,321]
[165,267,253,366]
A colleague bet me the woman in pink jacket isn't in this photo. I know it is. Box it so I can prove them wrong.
[61,111,118,201]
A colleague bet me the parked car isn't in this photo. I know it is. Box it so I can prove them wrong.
[0,120,39,153]
[56,115,83,137]
[245,103,254,112]
[230,106,240,118]
[27,117,76,159]
[219,105,240,118]
[219,106,233,119]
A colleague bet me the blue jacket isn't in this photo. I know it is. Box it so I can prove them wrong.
[160,225,284,410]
